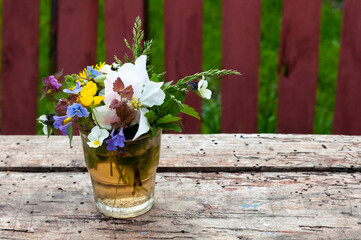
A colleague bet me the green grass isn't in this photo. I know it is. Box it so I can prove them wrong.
[34,0,343,134]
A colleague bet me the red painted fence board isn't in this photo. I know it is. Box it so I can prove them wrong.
[221,0,261,133]
[104,0,144,63]
[277,0,322,134]
[164,0,202,134]
[1,0,39,134]
[333,0,361,135]
[57,0,98,76]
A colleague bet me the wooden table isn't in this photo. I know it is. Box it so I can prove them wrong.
[0,134,360,239]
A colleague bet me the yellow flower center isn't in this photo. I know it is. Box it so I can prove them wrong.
[63,117,72,124]
[130,97,144,109]
[93,140,100,146]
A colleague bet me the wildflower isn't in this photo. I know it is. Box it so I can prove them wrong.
[53,115,68,129]
[52,115,73,135]
[79,81,104,107]
[66,103,89,118]
[186,81,198,91]
[92,105,119,130]
[43,75,62,90]
[59,122,72,135]
[38,114,54,135]
[87,126,109,148]
[63,81,82,94]
[102,55,165,140]
[105,128,126,151]
[87,66,101,78]
[41,71,63,99]
[198,76,212,100]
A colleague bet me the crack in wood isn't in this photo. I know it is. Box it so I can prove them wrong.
[1,166,360,173]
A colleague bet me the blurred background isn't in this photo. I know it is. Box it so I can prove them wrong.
[0,0,345,134]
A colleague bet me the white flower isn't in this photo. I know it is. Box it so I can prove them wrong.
[92,105,119,130]
[198,76,212,100]
[103,55,150,106]
[87,126,109,148]
[38,115,51,135]
[101,55,165,140]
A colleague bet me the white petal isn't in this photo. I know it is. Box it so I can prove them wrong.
[88,132,98,142]
[100,64,112,74]
[87,141,100,148]
[92,105,119,130]
[39,115,47,121]
[133,108,149,140]
[42,125,48,135]
[200,89,212,99]
[99,128,110,139]
[117,63,144,97]
[104,91,121,107]
[140,81,165,107]
[198,79,204,91]
[135,55,150,84]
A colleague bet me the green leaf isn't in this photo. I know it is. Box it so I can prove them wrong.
[157,114,181,125]
[158,122,182,132]
[180,104,200,120]
[68,124,73,147]
[47,125,52,138]
[151,73,160,82]
[145,110,156,123]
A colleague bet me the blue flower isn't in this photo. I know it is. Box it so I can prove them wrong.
[53,115,67,129]
[87,66,101,78]
[106,128,126,151]
[63,81,82,94]
[59,122,72,135]
[66,103,89,118]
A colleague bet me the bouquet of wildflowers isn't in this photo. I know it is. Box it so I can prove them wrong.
[38,17,239,151]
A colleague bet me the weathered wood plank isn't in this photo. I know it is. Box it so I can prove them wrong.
[57,0,98,75]
[1,0,39,134]
[1,134,361,171]
[0,172,360,239]
[277,0,322,133]
[221,0,261,133]
[333,0,361,135]
[164,0,202,133]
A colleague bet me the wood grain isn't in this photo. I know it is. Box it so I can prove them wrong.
[57,0,98,75]
[0,171,360,239]
[277,0,322,133]
[104,0,144,63]
[164,0,202,133]
[1,134,361,171]
[221,0,261,133]
[1,0,39,134]
[333,0,361,134]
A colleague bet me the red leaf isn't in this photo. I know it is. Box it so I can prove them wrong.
[113,77,125,92]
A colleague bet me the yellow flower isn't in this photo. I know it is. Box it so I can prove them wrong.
[78,69,87,81]
[94,62,105,71]
[79,81,104,107]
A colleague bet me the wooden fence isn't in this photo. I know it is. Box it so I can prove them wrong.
[1,0,361,135]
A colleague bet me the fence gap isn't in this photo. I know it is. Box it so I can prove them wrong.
[202,0,221,134]
[313,1,342,134]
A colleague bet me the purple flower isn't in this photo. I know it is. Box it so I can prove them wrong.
[106,128,126,151]
[87,66,101,78]
[66,103,89,118]
[43,75,62,90]
[63,81,82,94]
[59,122,72,135]
[53,115,68,129]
